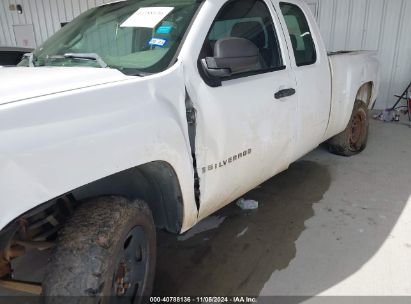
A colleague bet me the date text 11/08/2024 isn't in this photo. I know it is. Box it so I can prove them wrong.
[149,296,258,303]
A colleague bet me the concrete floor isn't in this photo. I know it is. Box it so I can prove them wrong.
[1,119,411,301]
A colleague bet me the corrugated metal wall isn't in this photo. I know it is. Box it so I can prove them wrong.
[0,0,111,48]
[315,0,411,108]
[0,0,410,108]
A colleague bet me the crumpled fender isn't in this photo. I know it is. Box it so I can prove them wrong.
[0,62,198,233]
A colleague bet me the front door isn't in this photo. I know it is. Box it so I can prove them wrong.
[191,0,299,219]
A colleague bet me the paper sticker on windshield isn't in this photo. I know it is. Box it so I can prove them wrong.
[148,38,168,47]
[121,7,174,28]
[156,25,173,34]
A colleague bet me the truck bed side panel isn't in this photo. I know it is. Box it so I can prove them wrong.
[325,51,380,140]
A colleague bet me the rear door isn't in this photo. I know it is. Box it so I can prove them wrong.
[276,0,332,159]
[192,0,298,219]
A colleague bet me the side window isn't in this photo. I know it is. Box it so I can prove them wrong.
[200,0,283,76]
[280,2,317,66]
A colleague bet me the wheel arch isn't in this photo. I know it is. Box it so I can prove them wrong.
[71,161,184,234]
[0,160,185,243]
[355,81,374,107]
[0,160,184,280]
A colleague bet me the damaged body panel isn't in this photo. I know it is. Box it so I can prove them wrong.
[0,63,198,234]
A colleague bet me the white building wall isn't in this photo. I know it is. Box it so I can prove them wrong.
[0,0,112,48]
[313,0,411,108]
[0,0,410,108]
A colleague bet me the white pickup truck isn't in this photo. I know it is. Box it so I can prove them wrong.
[0,0,379,300]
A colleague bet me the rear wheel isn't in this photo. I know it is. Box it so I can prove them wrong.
[328,100,369,157]
[43,196,156,304]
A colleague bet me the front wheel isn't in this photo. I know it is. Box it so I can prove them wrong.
[43,196,156,304]
[327,100,369,157]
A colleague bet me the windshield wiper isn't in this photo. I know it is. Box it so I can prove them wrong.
[63,53,109,68]
[23,53,35,67]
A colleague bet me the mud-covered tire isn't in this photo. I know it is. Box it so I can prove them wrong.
[327,100,369,157]
[43,196,156,303]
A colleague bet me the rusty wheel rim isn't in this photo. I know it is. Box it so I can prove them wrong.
[111,226,148,303]
[350,111,365,150]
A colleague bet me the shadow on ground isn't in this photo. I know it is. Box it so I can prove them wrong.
[154,121,411,297]
[154,161,331,296]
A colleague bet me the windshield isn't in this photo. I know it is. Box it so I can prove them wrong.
[19,0,201,75]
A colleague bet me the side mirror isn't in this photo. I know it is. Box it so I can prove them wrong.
[201,37,259,78]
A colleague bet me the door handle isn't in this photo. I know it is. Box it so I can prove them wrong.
[275,88,296,99]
